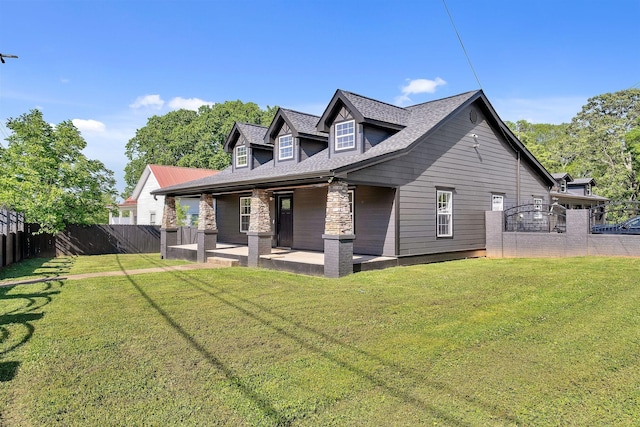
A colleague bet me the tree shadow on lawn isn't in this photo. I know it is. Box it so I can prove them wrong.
[0,257,76,283]
[116,254,518,425]
[0,280,64,381]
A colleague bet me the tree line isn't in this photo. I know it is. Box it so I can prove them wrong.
[507,88,640,201]
[1,89,637,234]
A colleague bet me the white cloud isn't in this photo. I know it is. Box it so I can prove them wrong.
[493,96,587,124]
[395,77,447,105]
[168,97,215,111]
[72,118,106,133]
[129,94,165,110]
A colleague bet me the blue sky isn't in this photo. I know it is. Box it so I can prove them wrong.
[1,0,638,196]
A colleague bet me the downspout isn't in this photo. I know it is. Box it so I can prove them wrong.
[517,151,521,204]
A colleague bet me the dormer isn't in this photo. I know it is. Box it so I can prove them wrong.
[266,108,328,166]
[317,89,409,158]
[223,123,271,172]
[568,177,597,196]
[551,172,573,193]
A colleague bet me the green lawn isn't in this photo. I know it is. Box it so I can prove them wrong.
[1,255,639,426]
[0,254,191,284]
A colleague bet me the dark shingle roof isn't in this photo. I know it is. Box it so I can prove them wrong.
[341,90,410,127]
[156,90,482,195]
[570,177,596,186]
[236,122,269,146]
[280,109,325,138]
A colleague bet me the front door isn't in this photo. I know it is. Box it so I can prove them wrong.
[277,195,293,248]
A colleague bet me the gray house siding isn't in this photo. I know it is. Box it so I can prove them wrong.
[253,148,272,169]
[353,186,396,256]
[363,125,394,151]
[300,138,326,161]
[216,194,249,245]
[349,102,550,257]
[292,187,327,251]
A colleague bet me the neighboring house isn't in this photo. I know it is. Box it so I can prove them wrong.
[550,172,608,209]
[110,165,219,225]
[153,89,556,277]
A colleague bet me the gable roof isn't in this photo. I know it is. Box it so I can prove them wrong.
[154,89,556,196]
[129,164,219,201]
[569,177,597,186]
[266,108,326,142]
[223,122,269,152]
[317,89,409,132]
[552,172,573,182]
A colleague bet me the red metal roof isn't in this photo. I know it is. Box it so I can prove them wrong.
[149,164,219,189]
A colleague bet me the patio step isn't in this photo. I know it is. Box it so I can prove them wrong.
[206,257,240,267]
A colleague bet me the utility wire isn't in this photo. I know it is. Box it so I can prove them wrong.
[442,0,483,90]
[630,80,640,89]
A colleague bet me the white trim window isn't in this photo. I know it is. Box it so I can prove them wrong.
[533,197,543,219]
[335,120,355,151]
[278,135,293,160]
[492,194,504,211]
[239,197,251,232]
[149,212,157,225]
[235,145,247,168]
[560,180,567,193]
[585,184,592,196]
[437,190,453,237]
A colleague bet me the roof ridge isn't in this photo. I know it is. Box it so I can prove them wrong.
[339,89,409,112]
[280,108,321,119]
[406,90,481,109]
[149,164,217,171]
[236,122,268,129]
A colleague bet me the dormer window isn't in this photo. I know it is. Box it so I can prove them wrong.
[235,145,247,167]
[586,183,592,195]
[335,120,355,151]
[560,180,567,193]
[278,135,293,160]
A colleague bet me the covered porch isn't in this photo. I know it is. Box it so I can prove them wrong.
[167,242,398,276]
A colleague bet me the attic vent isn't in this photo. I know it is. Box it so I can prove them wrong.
[469,109,478,123]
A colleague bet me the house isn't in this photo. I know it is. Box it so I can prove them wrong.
[152,89,556,277]
[110,165,219,225]
[550,172,607,209]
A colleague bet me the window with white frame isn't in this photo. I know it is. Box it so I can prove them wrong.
[533,197,543,219]
[278,135,293,160]
[560,179,567,192]
[492,194,504,211]
[586,184,592,195]
[149,212,157,225]
[437,190,453,237]
[235,145,247,167]
[239,197,251,232]
[335,120,355,151]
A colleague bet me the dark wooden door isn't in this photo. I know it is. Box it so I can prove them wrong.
[277,195,293,248]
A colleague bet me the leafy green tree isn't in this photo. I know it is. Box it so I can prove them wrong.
[0,110,117,233]
[566,89,640,201]
[124,101,277,195]
[507,120,570,172]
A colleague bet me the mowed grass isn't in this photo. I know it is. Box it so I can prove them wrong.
[1,256,640,426]
[0,253,191,284]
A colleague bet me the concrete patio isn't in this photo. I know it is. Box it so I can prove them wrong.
[167,243,399,276]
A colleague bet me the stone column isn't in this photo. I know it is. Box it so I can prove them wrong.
[247,189,272,267]
[160,196,178,259]
[322,180,355,278]
[197,193,218,263]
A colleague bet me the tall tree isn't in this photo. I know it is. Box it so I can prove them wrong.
[0,110,117,233]
[124,100,277,195]
[566,89,640,201]
[506,120,570,172]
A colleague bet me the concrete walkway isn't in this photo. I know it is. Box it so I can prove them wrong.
[0,263,224,287]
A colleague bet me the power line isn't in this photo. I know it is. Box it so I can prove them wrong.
[630,80,640,89]
[442,0,483,90]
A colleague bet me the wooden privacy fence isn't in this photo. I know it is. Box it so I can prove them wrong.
[1,212,162,268]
